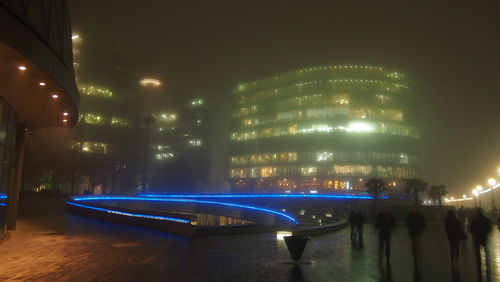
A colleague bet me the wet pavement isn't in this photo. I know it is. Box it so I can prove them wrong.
[0,196,499,281]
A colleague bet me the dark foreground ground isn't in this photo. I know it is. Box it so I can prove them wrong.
[0,195,499,281]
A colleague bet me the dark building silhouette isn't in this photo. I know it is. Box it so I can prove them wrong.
[0,0,80,236]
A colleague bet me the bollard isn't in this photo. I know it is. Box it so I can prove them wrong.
[284,235,310,261]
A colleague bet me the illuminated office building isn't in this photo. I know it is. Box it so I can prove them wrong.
[229,65,420,193]
[0,0,79,236]
[24,35,142,195]
[148,97,210,192]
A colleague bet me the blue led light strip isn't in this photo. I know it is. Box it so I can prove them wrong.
[70,196,298,224]
[0,194,7,200]
[0,203,6,207]
[67,201,191,223]
[137,193,379,200]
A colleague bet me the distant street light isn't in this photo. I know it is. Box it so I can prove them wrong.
[140,115,155,192]
[488,178,497,186]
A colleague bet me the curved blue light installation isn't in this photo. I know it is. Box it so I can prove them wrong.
[69,196,298,224]
[137,193,385,200]
[0,193,7,200]
[67,201,191,223]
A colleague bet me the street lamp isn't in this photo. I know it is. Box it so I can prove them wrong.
[140,115,155,192]
[139,77,162,193]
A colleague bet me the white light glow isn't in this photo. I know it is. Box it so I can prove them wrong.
[488,178,496,186]
[140,78,162,87]
[39,82,46,86]
[347,122,374,132]
[18,66,26,71]
[51,94,59,99]
[276,231,292,241]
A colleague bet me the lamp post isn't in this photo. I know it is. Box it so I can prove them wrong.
[139,77,162,193]
[141,115,155,192]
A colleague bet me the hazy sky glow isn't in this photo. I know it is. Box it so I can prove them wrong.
[69,1,500,195]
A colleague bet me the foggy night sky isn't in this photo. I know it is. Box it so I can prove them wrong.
[69,1,500,195]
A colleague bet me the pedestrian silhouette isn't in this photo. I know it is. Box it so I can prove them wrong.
[348,210,357,240]
[375,206,396,263]
[355,210,365,241]
[469,207,492,280]
[457,206,466,227]
[444,210,467,268]
[405,205,426,265]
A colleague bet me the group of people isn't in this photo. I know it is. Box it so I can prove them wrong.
[349,205,494,274]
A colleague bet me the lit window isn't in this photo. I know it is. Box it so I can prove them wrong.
[300,124,333,133]
[277,111,297,121]
[260,167,276,177]
[375,94,391,104]
[301,167,317,176]
[333,94,350,105]
[347,122,374,132]
[384,109,403,121]
[156,112,177,122]
[155,152,174,161]
[79,84,113,98]
[230,168,247,178]
[190,98,204,107]
[111,117,129,127]
[71,142,109,154]
[399,154,409,164]
[306,107,333,118]
[188,139,202,147]
[80,113,105,124]
[317,152,333,162]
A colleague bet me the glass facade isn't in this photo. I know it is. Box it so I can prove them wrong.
[229,65,420,193]
[0,99,17,238]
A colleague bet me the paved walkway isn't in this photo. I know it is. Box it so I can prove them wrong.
[0,196,499,281]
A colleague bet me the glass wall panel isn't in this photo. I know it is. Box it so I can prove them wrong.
[0,98,17,238]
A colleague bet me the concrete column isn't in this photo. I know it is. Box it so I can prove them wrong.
[6,123,27,230]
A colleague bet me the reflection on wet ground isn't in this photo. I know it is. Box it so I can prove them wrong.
[1,197,500,281]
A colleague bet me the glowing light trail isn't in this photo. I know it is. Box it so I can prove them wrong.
[69,196,298,224]
[137,193,382,200]
[66,201,190,223]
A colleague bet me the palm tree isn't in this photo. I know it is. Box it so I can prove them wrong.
[427,188,437,205]
[428,185,448,206]
[404,178,428,206]
[365,178,387,204]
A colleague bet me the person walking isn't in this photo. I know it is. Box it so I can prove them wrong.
[348,210,357,240]
[405,205,426,265]
[469,207,492,277]
[355,211,365,241]
[375,206,396,263]
[444,210,467,268]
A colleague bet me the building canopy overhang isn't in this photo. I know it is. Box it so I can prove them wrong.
[0,3,79,129]
[0,42,78,129]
